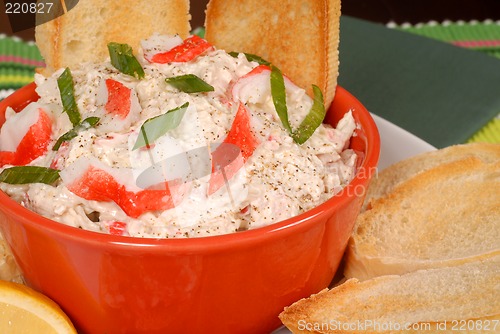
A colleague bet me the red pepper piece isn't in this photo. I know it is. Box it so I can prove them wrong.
[241,64,271,78]
[151,35,213,64]
[108,221,127,236]
[105,79,131,119]
[68,166,121,202]
[229,65,272,103]
[66,164,177,218]
[208,103,258,195]
[224,103,259,161]
[0,108,52,167]
[0,151,15,166]
[117,183,175,218]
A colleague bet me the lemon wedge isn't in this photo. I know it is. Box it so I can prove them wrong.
[0,280,77,333]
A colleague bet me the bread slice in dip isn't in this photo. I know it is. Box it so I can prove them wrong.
[35,0,191,74]
[204,0,341,109]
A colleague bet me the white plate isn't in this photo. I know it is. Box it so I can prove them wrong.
[371,114,436,170]
[272,114,436,334]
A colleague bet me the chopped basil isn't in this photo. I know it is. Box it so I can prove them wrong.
[270,66,326,144]
[165,74,214,93]
[270,65,292,134]
[107,42,145,79]
[52,117,100,151]
[57,68,81,127]
[0,166,60,185]
[133,102,189,150]
[292,85,326,144]
[229,52,271,66]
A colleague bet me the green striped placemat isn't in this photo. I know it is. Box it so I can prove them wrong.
[392,20,500,59]
[390,20,500,145]
[0,34,44,96]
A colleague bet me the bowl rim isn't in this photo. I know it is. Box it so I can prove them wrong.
[0,83,380,252]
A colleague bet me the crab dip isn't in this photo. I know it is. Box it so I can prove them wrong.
[0,34,357,238]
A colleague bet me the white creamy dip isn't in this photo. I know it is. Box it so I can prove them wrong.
[0,34,357,238]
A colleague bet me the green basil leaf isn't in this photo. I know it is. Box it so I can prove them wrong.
[108,42,145,79]
[53,117,100,151]
[229,52,271,66]
[133,102,189,150]
[165,74,214,93]
[292,85,326,144]
[57,68,81,127]
[270,65,292,134]
[269,66,326,144]
[0,166,60,185]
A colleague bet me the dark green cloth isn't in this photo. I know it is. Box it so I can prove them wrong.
[338,16,500,148]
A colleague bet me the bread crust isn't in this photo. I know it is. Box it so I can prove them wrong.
[35,0,191,74]
[0,233,23,283]
[205,0,341,108]
[280,257,500,334]
[363,143,500,210]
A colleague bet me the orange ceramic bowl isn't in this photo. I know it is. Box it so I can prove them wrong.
[0,83,379,334]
